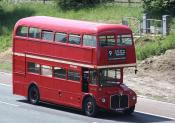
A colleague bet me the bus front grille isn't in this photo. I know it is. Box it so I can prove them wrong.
[110,95,128,110]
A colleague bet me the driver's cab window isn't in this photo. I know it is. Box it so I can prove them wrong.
[89,70,97,85]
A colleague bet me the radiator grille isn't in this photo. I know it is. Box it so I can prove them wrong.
[110,95,128,110]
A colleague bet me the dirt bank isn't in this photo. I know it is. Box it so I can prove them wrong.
[124,49,175,103]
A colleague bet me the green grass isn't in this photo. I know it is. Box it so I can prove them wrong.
[0,1,175,62]
[0,63,12,71]
[0,2,142,52]
[136,34,175,60]
[0,36,11,52]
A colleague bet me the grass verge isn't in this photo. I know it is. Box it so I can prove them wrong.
[136,34,175,60]
[0,63,11,72]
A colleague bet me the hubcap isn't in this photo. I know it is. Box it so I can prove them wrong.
[30,89,37,101]
[86,101,93,114]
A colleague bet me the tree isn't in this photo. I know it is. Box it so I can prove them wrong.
[142,0,175,15]
[54,0,113,10]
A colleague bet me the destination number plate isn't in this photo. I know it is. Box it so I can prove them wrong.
[108,49,126,60]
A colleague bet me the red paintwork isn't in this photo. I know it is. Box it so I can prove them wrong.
[13,16,136,66]
[13,16,137,112]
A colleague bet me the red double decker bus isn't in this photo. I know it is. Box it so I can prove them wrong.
[13,16,137,117]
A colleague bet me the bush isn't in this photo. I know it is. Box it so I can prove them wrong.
[54,0,114,10]
[142,0,175,16]
[136,34,175,60]
[54,0,99,10]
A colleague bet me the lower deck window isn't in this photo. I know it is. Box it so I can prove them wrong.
[53,67,66,79]
[41,65,52,77]
[68,70,80,81]
[28,62,40,74]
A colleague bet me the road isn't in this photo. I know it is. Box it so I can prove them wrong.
[0,72,175,123]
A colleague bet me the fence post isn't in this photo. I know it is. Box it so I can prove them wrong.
[142,13,150,33]
[122,18,128,26]
[162,15,170,36]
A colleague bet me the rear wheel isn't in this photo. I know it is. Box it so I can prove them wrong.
[123,106,135,115]
[83,97,98,117]
[28,85,40,105]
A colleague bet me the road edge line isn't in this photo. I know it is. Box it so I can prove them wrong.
[0,83,12,87]
[138,96,175,106]
[0,101,19,107]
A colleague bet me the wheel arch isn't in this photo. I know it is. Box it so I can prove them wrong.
[27,82,39,98]
[82,94,96,109]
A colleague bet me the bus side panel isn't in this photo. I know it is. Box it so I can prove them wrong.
[38,76,55,102]
[54,45,94,64]
[13,38,27,53]
[13,55,27,96]
[14,38,97,65]
[26,39,41,55]
[61,81,82,108]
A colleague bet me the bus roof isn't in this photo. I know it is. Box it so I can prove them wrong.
[15,16,132,34]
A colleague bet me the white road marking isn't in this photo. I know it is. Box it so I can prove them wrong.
[0,100,19,107]
[0,83,11,87]
[136,111,175,121]
[138,96,175,106]
[0,71,12,75]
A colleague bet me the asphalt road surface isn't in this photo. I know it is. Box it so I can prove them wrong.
[0,72,175,123]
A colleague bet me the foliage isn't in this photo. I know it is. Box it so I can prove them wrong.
[142,0,175,16]
[136,34,175,60]
[0,1,141,52]
[1,1,175,61]
[54,0,114,10]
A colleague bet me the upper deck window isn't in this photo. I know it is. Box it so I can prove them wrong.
[29,27,41,39]
[69,34,81,45]
[99,35,115,47]
[16,26,28,37]
[117,34,132,46]
[83,35,96,47]
[42,31,53,41]
[55,32,67,43]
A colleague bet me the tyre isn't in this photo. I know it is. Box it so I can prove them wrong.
[28,85,40,105]
[83,97,98,117]
[123,106,135,115]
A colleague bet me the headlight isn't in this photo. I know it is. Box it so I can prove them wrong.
[101,98,106,103]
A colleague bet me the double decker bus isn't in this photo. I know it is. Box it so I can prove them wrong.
[13,16,137,117]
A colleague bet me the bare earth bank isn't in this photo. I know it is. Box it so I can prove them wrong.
[124,49,175,103]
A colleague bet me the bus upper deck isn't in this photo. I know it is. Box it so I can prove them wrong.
[13,16,136,68]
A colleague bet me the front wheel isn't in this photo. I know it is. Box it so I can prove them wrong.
[28,86,40,105]
[83,97,98,117]
[123,106,135,115]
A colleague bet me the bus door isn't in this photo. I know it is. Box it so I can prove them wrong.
[82,68,89,93]
[88,69,98,95]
